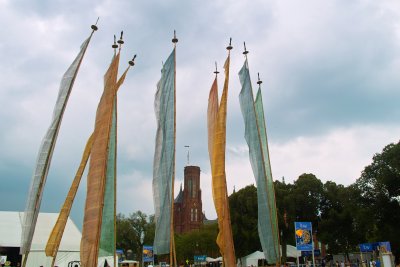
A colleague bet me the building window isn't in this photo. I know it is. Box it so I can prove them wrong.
[195,208,198,221]
[191,208,194,221]
[193,182,197,198]
[188,179,192,198]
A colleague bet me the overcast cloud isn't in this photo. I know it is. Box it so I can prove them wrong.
[1,0,400,228]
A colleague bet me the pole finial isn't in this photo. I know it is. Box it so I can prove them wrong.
[184,145,190,165]
[214,62,220,75]
[129,54,137,66]
[226,37,233,50]
[257,72,263,85]
[243,42,249,55]
[112,35,118,49]
[172,30,178,44]
[117,31,124,45]
[91,17,99,31]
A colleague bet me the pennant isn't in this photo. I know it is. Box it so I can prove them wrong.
[21,35,93,259]
[239,59,280,264]
[80,53,120,267]
[45,134,94,258]
[208,55,236,266]
[152,49,175,255]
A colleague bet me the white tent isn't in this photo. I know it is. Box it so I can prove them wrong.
[240,246,301,267]
[0,211,81,267]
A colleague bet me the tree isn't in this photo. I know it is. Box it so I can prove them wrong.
[318,182,364,258]
[355,141,400,262]
[116,211,155,261]
[175,223,219,265]
[229,185,261,258]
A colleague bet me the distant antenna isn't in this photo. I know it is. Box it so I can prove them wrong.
[184,145,190,165]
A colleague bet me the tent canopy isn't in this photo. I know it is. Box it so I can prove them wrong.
[0,211,81,267]
[240,246,301,267]
[0,211,81,251]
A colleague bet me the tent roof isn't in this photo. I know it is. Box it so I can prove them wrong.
[244,251,265,260]
[0,211,81,251]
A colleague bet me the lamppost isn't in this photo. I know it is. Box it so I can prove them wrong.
[140,231,145,267]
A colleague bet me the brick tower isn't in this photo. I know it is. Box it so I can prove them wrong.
[174,166,203,234]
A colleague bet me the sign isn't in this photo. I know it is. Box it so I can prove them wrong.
[359,242,391,252]
[194,255,207,262]
[143,245,154,262]
[302,249,321,257]
[295,222,313,251]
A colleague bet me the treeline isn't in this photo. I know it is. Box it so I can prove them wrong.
[231,140,400,262]
[117,140,400,264]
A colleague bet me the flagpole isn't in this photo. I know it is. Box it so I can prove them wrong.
[170,30,178,267]
[22,20,98,267]
[257,72,282,266]
[243,42,281,266]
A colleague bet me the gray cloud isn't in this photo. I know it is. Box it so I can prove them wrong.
[1,0,400,228]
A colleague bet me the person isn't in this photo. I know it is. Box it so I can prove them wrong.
[341,261,345,267]
[336,261,339,267]
[322,260,326,267]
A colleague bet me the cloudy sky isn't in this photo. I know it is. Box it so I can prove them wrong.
[1,0,400,229]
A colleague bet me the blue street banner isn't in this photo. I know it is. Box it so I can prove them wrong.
[143,245,154,262]
[295,222,313,251]
[194,255,207,262]
[359,242,391,252]
[302,250,321,257]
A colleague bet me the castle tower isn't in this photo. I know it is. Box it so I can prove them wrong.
[174,166,203,233]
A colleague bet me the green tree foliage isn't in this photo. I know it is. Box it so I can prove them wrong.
[229,185,261,258]
[175,223,219,265]
[318,182,364,258]
[116,211,155,261]
[356,141,400,261]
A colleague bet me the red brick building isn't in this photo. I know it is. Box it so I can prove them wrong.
[173,166,203,234]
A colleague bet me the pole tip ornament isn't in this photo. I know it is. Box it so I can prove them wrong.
[112,35,118,49]
[117,31,124,45]
[172,30,178,44]
[129,55,137,66]
[257,72,263,85]
[243,42,249,55]
[214,62,219,75]
[91,17,99,31]
[226,37,233,50]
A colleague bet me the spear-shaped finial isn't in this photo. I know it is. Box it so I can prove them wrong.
[91,17,99,31]
[226,37,233,50]
[214,62,219,75]
[117,31,124,45]
[112,35,118,49]
[257,72,263,86]
[172,30,178,44]
[129,54,137,66]
[243,42,249,55]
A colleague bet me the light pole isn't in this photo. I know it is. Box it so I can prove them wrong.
[140,231,145,267]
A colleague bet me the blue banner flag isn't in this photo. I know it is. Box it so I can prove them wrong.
[194,255,207,262]
[143,245,154,262]
[295,222,313,251]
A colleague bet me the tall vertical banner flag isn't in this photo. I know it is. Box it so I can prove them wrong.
[207,55,236,266]
[21,35,93,260]
[80,52,119,267]
[294,222,313,251]
[153,49,175,255]
[80,52,131,267]
[45,134,94,261]
[239,59,280,264]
